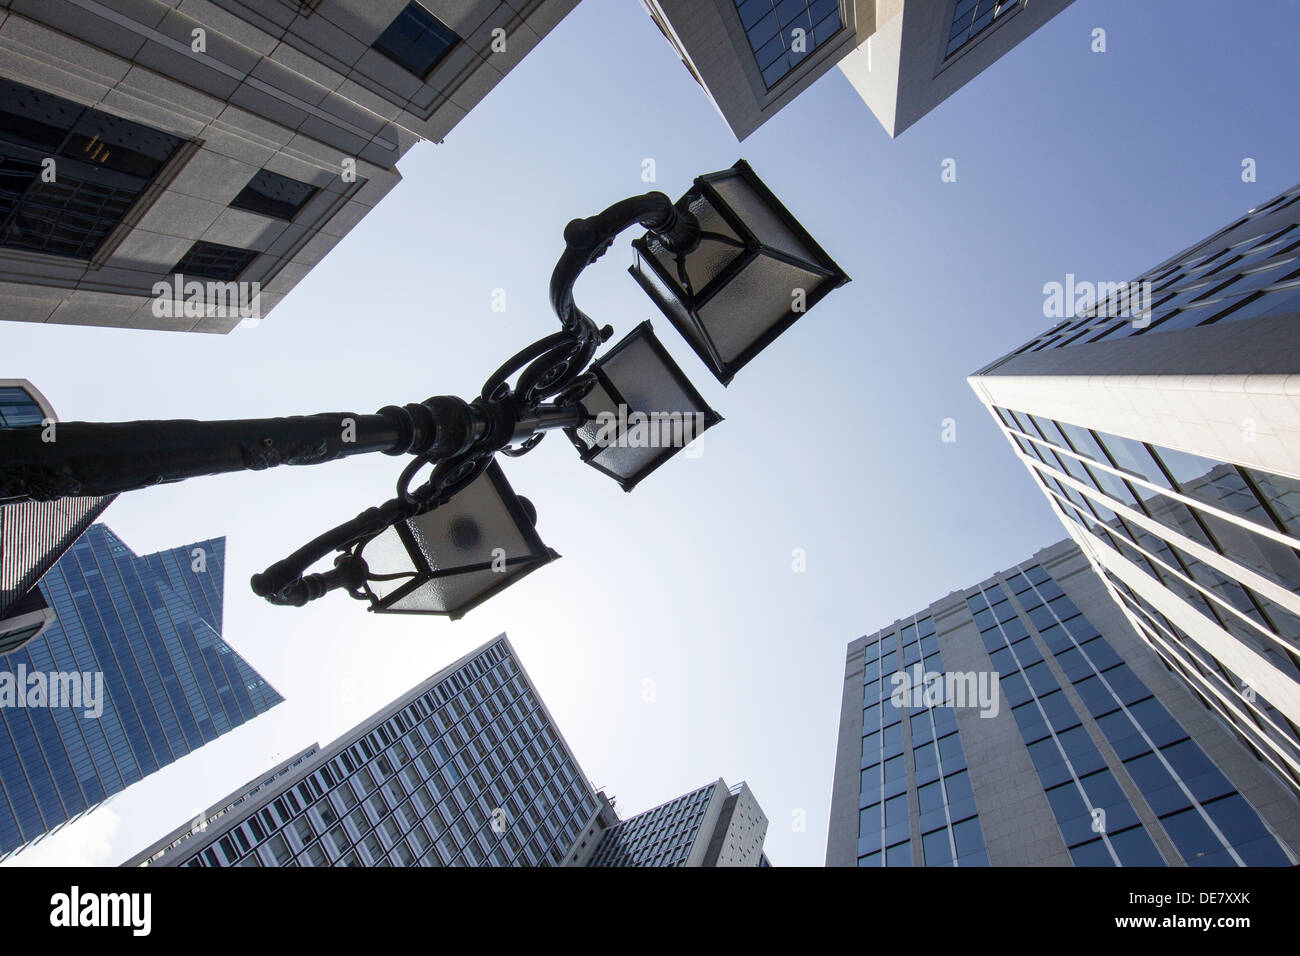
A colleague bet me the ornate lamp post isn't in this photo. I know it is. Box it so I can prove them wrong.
[0,161,848,617]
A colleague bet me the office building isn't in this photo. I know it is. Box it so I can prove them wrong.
[0,379,114,653]
[640,0,871,141]
[640,0,1073,140]
[968,181,1300,792]
[125,634,607,866]
[130,745,321,865]
[565,778,769,867]
[126,633,771,866]
[837,0,1075,138]
[0,0,578,332]
[827,538,1300,866]
[0,523,282,860]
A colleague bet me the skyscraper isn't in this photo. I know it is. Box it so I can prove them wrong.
[125,634,607,867]
[0,0,578,332]
[0,379,113,654]
[639,0,1073,141]
[827,538,1300,867]
[0,524,282,860]
[125,633,772,867]
[968,182,1300,793]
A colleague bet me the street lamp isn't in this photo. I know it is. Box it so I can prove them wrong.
[563,320,721,492]
[0,160,848,617]
[352,460,557,619]
[629,160,850,386]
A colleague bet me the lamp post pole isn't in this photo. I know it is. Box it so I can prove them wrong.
[0,190,699,609]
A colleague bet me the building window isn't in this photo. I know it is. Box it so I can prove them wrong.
[172,240,258,281]
[0,387,42,427]
[734,0,843,89]
[0,78,181,260]
[0,620,45,655]
[946,0,1021,59]
[230,169,319,221]
[373,2,462,79]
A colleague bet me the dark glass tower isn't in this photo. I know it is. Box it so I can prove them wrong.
[0,524,282,859]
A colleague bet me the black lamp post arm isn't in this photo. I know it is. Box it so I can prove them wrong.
[250,400,586,608]
[479,191,697,412]
[549,190,698,333]
[0,397,481,503]
[251,497,410,606]
[0,407,394,503]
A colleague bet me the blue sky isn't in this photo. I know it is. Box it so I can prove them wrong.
[4,0,1300,867]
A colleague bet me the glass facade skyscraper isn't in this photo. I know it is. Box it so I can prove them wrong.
[994,185,1300,354]
[969,181,1300,795]
[0,524,281,860]
[827,538,1300,866]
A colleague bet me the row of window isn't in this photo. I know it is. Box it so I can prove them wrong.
[1005,410,1300,692]
[1000,407,1300,769]
[56,531,261,732]
[189,728,582,867]
[587,784,715,866]
[857,616,989,866]
[0,76,330,284]
[976,568,1294,866]
[147,748,319,863]
[733,0,842,88]
[972,575,1169,865]
[859,815,984,868]
[0,4,473,280]
[1060,501,1300,792]
[1002,408,1300,597]
[1012,188,1300,353]
[0,79,180,260]
[1107,576,1300,793]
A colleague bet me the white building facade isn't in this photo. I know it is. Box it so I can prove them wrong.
[640,1,1074,140]
[969,182,1300,795]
